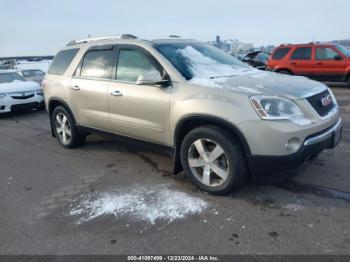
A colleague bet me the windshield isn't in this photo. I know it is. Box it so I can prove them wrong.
[336,44,350,58]
[154,42,252,81]
[0,73,26,84]
[21,70,45,77]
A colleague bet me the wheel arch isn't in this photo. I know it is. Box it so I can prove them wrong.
[48,97,77,137]
[172,115,251,174]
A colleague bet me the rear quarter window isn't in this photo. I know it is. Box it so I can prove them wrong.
[48,48,79,75]
[272,48,291,60]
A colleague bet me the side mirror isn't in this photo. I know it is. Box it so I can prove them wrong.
[334,55,343,61]
[136,73,171,87]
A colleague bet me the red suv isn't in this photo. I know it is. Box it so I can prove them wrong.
[268,43,350,87]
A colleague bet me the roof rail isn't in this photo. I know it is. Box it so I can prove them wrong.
[169,35,181,38]
[120,34,138,39]
[66,34,138,46]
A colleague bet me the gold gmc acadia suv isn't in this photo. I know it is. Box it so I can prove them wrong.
[43,35,342,195]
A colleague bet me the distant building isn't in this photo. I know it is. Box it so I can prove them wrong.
[208,36,254,53]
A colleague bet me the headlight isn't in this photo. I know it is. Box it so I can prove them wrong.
[328,88,338,106]
[36,89,44,96]
[0,93,6,99]
[250,95,312,126]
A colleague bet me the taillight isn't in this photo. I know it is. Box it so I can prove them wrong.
[266,59,271,68]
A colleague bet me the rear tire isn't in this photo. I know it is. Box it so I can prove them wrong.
[277,70,292,75]
[51,106,85,148]
[180,126,246,195]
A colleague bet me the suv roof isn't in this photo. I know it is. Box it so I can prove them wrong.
[66,34,196,47]
[278,42,337,47]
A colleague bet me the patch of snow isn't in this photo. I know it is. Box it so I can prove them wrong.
[236,85,263,94]
[177,46,257,88]
[16,60,52,73]
[70,185,208,225]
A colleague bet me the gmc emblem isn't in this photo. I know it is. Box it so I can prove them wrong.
[321,95,333,107]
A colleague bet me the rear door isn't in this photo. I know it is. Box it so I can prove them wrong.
[288,46,314,77]
[313,46,347,82]
[70,45,115,131]
[107,45,171,145]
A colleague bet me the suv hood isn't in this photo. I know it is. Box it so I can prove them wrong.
[0,80,40,94]
[191,70,327,100]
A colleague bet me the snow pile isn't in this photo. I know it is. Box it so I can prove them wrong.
[16,60,52,73]
[177,46,254,88]
[70,185,208,224]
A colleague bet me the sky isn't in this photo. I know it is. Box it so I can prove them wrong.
[0,0,349,56]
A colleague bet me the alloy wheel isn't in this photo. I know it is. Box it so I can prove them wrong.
[188,138,229,187]
[54,112,72,145]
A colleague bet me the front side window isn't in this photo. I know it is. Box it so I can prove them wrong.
[116,48,162,83]
[272,48,290,60]
[290,47,312,60]
[336,44,350,58]
[80,50,114,79]
[316,47,339,60]
[48,48,79,75]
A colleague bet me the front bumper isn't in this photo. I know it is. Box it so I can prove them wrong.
[247,118,342,183]
[0,94,44,113]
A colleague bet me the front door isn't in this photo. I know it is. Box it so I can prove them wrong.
[108,45,171,145]
[313,46,347,82]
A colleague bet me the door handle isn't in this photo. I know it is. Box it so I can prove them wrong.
[291,62,297,65]
[316,62,323,66]
[110,90,123,97]
[71,85,80,90]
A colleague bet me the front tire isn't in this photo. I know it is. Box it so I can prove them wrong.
[180,126,246,195]
[51,106,85,148]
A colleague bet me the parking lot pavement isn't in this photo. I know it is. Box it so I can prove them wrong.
[0,87,350,255]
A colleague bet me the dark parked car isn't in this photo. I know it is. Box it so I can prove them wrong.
[240,51,270,70]
[17,69,46,85]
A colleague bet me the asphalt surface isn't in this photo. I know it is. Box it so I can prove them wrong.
[0,87,350,255]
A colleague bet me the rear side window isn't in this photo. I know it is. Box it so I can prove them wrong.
[272,48,290,60]
[291,47,312,60]
[48,48,79,75]
[80,50,114,79]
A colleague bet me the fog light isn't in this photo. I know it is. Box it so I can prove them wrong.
[286,137,301,152]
